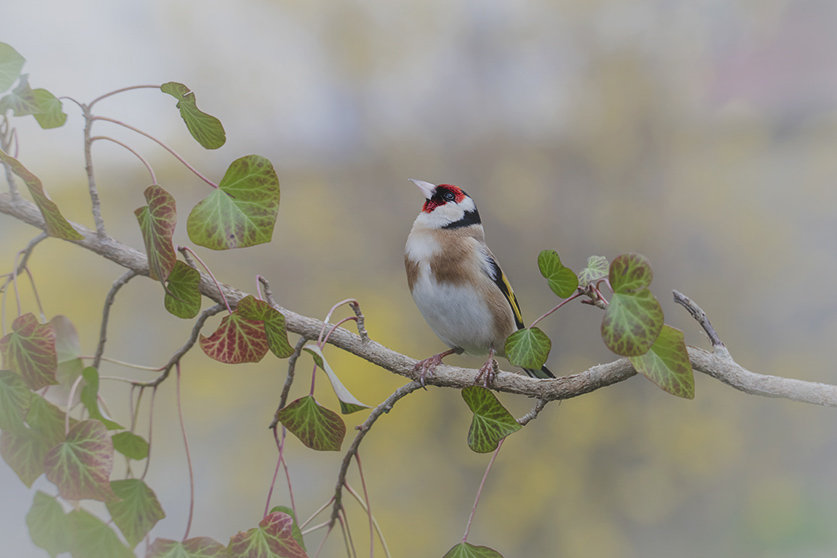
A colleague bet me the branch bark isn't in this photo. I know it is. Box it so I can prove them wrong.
[3,191,837,407]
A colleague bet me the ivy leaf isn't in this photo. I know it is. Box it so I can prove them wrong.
[199,311,269,364]
[148,537,230,558]
[0,369,31,433]
[275,396,345,452]
[44,419,117,502]
[601,253,664,357]
[235,295,294,358]
[79,367,123,430]
[0,42,25,92]
[107,479,166,548]
[164,260,202,319]
[66,508,134,558]
[302,344,369,414]
[577,255,609,288]
[443,542,505,558]
[187,155,281,250]
[227,511,309,558]
[461,386,522,453]
[0,312,58,391]
[504,327,551,370]
[112,431,149,461]
[0,394,69,486]
[161,82,226,150]
[537,249,578,298]
[26,491,71,558]
[0,73,38,116]
[629,325,695,399]
[269,506,306,551]
[135,184,178,283]
[31,88,67,129]
[0,149,84,240]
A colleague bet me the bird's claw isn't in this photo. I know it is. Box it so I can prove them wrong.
[414,355,443,388]
[474,358,499,388]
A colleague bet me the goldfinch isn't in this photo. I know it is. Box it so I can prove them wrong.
[405,179,554,385]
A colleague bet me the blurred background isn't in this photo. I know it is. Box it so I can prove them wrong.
[3,0,837,556]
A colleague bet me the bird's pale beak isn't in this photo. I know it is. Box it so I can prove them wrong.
[408,179,437,200]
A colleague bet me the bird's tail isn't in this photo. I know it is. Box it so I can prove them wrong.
[523,365,554,379]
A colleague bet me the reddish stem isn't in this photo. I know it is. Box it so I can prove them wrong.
[175,363,195,540]
[462,438,504,542]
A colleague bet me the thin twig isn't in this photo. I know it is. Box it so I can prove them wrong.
[270,336,309,429]
[673,289,723,347]
[344,482,391,558]
[93,270,139,370]
[175,362,195,540]
[88,84,162,109]
[82,104,106,238]
[462,438,504,543]
[517,399,549,426]
[90,136,157,185]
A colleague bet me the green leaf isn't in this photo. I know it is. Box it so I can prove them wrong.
[112,431,149,460]
[0,73,38,115]
[0,149,84,240]
[199,310,270,364]
[537,249,578,298]
[235,296,295,358]
[227,511,309,558]
[609,252,654,293]
[31,88,67,129]
[302,344,369,414]
[0,42,25,92]
[27,491,71,558]
[187,155,281,250]
[107,479,166,548]
[629,325,695,399]
[275,396,345,452]
[66,508,134,558]
[443,542,505,558]
[269,506,306,551]
[161,82,226,149]
[164,260,202,319]
[0,312,58,390]
[79,367,123,429]
[504,327,551,370]
[44,419,117,502]
[0,369,31,433]
[135,184,178,283]
[577,255,609,288]
[0,394,69,486]
[148,537,230,558]
[461,386,522,453]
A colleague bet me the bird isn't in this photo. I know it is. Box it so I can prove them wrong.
[404,179,554,386]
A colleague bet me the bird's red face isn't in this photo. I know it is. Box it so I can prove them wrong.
[422,184,467,213]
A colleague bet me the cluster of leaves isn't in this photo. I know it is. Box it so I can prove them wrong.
[505,251,695,399]
[0,43,67,129]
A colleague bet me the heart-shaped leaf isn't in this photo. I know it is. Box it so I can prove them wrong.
[577,255,609,288]
[27,491,71,558]
[0,42,25,91]
[135,184,177,283]
[269,506,306,551]
[161,82,226,149]
[187,155,280,250]
[275,396,345,452]
[443,542,505,558]
[199,311,269,364]
[235,295,294,358]
[0,149,83,240]
[538,249,578,298]
[107,479,166,548]
[629,325,695,399]
[164,260,202,319]
[461,386,522,453]
[148,537,230,558]
[32,88,67,129]
[302,344,368,414]
[112,431,149,461]
[609,252,654,293]
[0,395,70,487]
[66,509,134,558]
[44,419,117,502]
[0,312,58,390]
[504,327,551,370]
[227,511,309,558]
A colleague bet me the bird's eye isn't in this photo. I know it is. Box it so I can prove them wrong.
[442,191,456,202]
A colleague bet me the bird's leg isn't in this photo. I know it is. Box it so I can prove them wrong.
[414,347,461,387]
[475,348,499,387]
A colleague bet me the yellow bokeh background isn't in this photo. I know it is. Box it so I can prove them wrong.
[3,1,837,556]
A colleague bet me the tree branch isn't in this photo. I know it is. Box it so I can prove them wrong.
[3,191,837,407]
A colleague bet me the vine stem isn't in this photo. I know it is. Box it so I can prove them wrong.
[175,362,195,541]
[88,84,162,108]
[65,374,85,436]
[462,438,504,543]
[354,454,374,558]
[93,270,139,370]
[264,426,289,519]
[92,116,218,189]
[90,136,157,184]
[530,291,584,329]
[0,232,46,334]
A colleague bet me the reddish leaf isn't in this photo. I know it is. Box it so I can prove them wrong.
[0,394,69,487]
[0,369,30,433]
[228,511,309,558]
[44,419,116,502]
[275,396,345,452]
[0,312,58,390]
[149,537,230,557]
[199,311,269,364]
[235,295,294,358]
[0,149,83,240]
[135,184,178,282]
